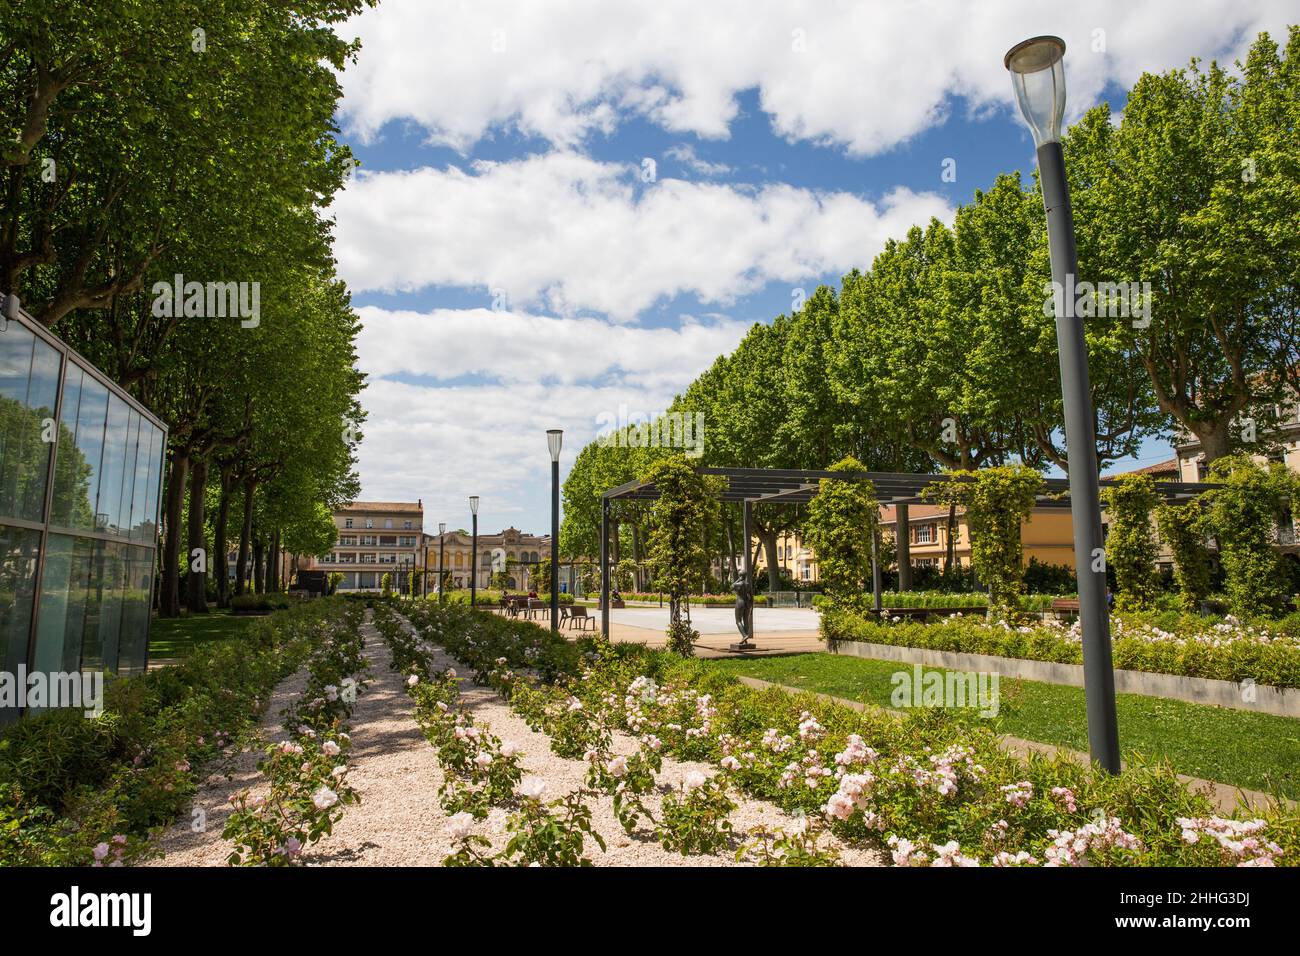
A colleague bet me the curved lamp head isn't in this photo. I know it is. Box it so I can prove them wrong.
[469,495,479,516]
[1004,35,1067,147]
[547,429,563,462]
[438,522,446,535]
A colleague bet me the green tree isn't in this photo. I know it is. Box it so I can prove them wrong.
[1073,29,1300,463]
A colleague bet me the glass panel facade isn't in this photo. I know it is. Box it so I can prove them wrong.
[0,309,166,724]
[0,320,60,522]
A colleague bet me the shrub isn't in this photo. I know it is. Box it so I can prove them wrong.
[0,600,357,865]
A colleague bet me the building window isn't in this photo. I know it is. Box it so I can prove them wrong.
[339,535,356,546]
[344,518,353,528]
[404,520,413,530]
[365,518,373,529]
[360,553,376,564]
[385,518,393,529]
[914,524,934,544]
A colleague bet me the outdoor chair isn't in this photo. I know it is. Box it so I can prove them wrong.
[566,605,595,630]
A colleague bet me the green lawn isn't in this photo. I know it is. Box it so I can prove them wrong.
[148,609,255,660]
[707,652,1300,800]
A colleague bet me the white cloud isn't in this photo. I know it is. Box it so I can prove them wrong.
[664,144,732,177]
[336,0,1294,156]
[352,306,748,533]
[332,152,953,320]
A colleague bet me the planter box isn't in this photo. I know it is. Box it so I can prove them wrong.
[826,639,1300,718]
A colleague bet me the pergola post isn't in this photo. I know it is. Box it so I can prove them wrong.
[742,498,754,640]
[600,496,610,638]
[871,527,883,613]
[896,502,911,591]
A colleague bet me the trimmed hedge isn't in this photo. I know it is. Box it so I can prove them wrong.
[822,607,1300,689]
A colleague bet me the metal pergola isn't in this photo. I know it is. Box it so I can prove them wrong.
[597,466,1215,640]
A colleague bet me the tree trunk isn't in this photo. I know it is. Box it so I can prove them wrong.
[267,528,280,593]
[253,533,265,594]
[214,468,233,608]
[763,527,780,592]
[185,456,209,613]
[236,477,256,595]
[159,450,189,617]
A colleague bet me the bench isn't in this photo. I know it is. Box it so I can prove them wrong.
[1050,598,1081,620]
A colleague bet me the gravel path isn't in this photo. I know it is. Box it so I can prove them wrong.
[150,612,882,866]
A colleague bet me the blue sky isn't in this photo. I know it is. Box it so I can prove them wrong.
[328,1,1292,536]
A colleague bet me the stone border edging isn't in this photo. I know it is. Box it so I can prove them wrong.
[825,640,1300,718]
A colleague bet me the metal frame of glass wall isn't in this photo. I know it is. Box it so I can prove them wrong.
[1,296,168,723]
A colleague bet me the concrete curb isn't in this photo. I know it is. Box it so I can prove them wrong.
[734,676,1294,814]
[825,639,1300,718]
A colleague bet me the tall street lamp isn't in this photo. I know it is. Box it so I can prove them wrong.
[547,429,563,632]
[438,521,447,605]
[1005,35,1119,773]
[469,496,480,609]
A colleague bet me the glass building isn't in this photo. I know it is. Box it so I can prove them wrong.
[0,296,167,724]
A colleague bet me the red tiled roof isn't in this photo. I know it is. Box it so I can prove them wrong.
[1109,458,1179,478]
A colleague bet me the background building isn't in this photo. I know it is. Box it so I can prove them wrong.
[1,297,166,723]
[299,501,425,592]
[428,526,550,591]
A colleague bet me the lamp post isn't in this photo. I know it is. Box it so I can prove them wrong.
[1005,35,1119,773]
[469,496,479,609]
[438,521,446,605]
[547,429,563,632]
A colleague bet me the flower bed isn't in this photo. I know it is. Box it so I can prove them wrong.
[222,603,369,865]
[822,607,1300,690]
[0,599,362,866]
[399,602,1300,867]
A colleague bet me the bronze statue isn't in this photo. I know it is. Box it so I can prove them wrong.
[733,570,753,645]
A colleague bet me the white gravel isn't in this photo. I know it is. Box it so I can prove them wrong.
[149,611,882,867]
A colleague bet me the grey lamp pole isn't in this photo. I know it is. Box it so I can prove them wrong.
[1006,35,1120,773]
[469,496,479,609]
[438,522,446,606]
[547,429,563,632]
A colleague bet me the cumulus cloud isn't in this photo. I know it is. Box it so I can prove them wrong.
[336,0,1294,156]
[352,307,748,530]
[332,153,953,320]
